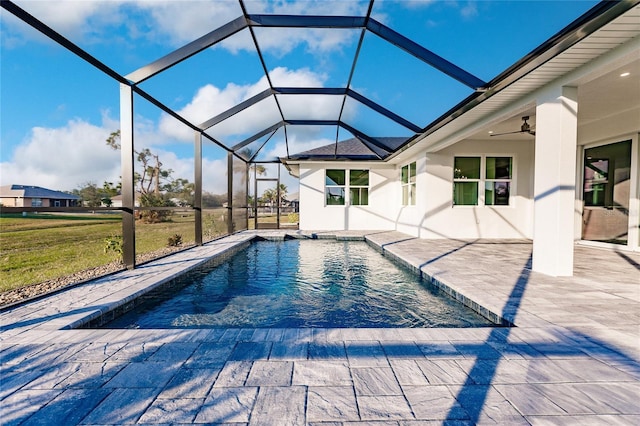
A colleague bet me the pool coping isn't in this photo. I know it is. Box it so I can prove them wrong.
[364,237,513,327]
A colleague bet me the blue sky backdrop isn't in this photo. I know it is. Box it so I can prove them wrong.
[1,0,598,194]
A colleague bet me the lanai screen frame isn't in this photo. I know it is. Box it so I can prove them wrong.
[1,0,631,269]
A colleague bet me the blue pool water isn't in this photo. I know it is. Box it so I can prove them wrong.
[102,239,496,328]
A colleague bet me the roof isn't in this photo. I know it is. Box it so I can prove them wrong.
[0,185,80,200]
[287,137,409,161]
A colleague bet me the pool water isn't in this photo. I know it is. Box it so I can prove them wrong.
[102,239,496,328]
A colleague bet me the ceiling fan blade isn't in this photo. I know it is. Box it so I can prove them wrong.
[490,130,526,137]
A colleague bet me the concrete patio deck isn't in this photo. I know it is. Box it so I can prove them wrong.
[1,230,638,425]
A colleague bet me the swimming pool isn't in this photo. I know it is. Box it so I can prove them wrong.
[102,239,496,328]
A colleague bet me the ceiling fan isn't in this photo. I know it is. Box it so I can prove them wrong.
[490,116,536,137]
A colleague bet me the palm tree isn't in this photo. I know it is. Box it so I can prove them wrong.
[277,183,288,206]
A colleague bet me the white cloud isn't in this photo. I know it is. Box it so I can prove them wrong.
[0,113,234,195]
[159,67,332,143]
[386,0,436,10]
[2,0,360,55]
[235,0,367,54]
[1,1,123,46]
[460,2,478,19]
[147,149,228,194]
[134,0,241,47]
[0,117,120,191]
[201,156,228,195]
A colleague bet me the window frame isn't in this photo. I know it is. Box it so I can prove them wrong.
[401,161,417,206]
[484,156,513,207]
[324,168,370,207]
[452,155,514,207]
[325,169,346,206]
[349,169,369,206]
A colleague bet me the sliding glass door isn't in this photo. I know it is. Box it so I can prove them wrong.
[582,140,632,245]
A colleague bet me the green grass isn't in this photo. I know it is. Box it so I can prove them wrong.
[1,212,121,232]
[0,210,229,293]
[0,214,122,292]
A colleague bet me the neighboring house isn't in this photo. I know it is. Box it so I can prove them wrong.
[287,192,299,212]
[0,184,80,208]
[282,3,640,277]
[109,193,141,208]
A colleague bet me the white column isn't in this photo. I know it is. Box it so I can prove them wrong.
[532,85,578,276]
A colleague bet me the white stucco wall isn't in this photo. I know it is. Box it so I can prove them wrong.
[395,139,535,239]
[297,139,536,239]
[298,162,397,231]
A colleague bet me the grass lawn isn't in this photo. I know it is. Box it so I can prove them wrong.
[0,211,228,293]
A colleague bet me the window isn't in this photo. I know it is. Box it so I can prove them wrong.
[453,157,480,205]
[453,156,512,206]
[325,169,369,206]
[485,157,512,206]
[349,169,369,206]
[401,162,416,205]
[325,169,345,205]
[31,198,43,207]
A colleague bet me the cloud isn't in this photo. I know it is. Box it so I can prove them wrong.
[159,67,334,143]
[375,0,477,21]
[134,0,241,47]
[146,149,228,195]
[0,65,343,195]
[385,0,436,10]
[1,1,123,47]
[2,0,361,55]
[0,112,235,194]
[0,117,120,191]
[460,2,478,19]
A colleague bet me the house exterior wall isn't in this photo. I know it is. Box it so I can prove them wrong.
[0,197,20,207]
[396,139,535,239]
[299,162,397,231]
[296,39,639,252]
[0,197,78,207]
[298,140,536,238]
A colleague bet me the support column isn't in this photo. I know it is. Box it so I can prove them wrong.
[227,152,234,235]
[194,131,202,245]
[532,85,578,276]
[120,84,136,269]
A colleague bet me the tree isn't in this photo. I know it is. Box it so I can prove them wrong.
[106,130,187,223]
[261,188,277,206]
[261,183,287,208]
[101,181,120,207]
[278,183,288,205]
[202,191,226,208]
[164,178,195,207]
[106,130,173,198]
[74,182,103,207]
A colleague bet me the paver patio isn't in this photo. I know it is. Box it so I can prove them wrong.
[1,230,638,425]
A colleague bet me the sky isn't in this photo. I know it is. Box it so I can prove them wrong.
[0,0,599,195]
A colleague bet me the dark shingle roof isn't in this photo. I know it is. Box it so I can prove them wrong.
[285,137,409,161]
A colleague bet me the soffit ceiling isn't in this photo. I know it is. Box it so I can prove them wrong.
[3,0,638,163]
[458,56,640,143]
